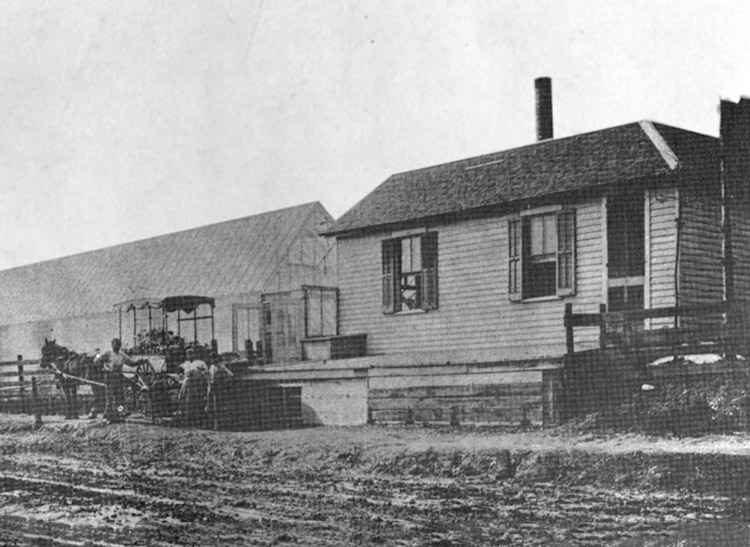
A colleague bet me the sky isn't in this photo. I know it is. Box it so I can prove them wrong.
[1,0,750,270]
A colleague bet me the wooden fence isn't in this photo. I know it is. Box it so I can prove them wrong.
[0,356,88,419]
[562,300,750,419]
[1,357,303,431]
[564,300,750,360]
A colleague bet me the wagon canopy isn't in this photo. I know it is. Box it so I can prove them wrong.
[161,295,215,314]
[114,295,215,314]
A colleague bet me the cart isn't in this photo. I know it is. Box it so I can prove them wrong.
[114,295,222,422]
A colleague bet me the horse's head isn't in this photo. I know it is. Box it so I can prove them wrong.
[40,338,69,369]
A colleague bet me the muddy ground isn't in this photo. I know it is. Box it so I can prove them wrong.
[1,414,750,546]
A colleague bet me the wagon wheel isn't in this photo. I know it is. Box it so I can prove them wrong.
[136,360,156,388]
[140,374,181,422]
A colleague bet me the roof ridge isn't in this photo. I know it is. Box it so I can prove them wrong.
[638,120,680,170]
[0,202,326,273]
[388,121,648,178]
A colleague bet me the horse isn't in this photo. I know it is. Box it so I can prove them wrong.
[40,339,97,419]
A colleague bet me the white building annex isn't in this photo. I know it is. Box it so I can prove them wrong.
[0,202,336,362]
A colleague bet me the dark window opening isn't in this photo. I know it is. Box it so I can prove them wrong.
[382,232,438,314]
[509,210,576,300]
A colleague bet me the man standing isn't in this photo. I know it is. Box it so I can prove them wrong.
[87,350,106,419]
[96,338,134,423]
[205,359,235,430]
[178,348,208,426]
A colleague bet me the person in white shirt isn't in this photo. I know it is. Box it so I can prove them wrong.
[205,360,235,430]
[177,348,208,426]
[95,338,134,423]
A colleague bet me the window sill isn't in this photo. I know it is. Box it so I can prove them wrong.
[393,309,427,316]
[517,295,562,303]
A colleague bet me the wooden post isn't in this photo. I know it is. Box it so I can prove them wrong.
[31,377,42,429]
[565,303,574,356]
[211,303,216,345]
[725,301,736,360]
[282,387,288,429]
[599,303,607,351]
[17,356,25,414]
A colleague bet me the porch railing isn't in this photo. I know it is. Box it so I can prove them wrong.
[564,301,750,359]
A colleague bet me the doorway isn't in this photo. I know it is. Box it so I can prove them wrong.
[607,191,645,312]
[232,304,260,358]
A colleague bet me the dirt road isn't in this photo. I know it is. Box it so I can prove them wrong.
[1,414,749,546]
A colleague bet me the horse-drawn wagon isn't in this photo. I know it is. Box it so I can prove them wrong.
[40,338,159,420]
[41,295,247,424]
[114,295,247,422]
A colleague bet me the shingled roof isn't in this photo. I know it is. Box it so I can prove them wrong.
[326,121,719,236]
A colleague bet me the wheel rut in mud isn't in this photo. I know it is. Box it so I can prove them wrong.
[1,417,749,546]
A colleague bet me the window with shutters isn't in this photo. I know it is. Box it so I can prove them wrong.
[508,210,576,300]
[382,232,438,314]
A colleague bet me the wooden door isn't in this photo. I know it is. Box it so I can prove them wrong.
[261,293,303,364]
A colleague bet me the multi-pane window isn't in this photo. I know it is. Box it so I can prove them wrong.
[508,210,576,300]
[382,232,438,313]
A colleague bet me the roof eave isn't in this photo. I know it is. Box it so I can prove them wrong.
[325,171,682,239]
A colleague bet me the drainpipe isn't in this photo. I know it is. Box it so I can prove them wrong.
[674,194,682,333]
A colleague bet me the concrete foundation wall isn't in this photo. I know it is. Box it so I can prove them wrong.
[298,379,369,426]
[252,353,563,428]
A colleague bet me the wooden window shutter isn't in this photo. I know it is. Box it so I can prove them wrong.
[556,210,576,296]
[421,232,438,310]
[508,218,522,301]
[382,239,397,314]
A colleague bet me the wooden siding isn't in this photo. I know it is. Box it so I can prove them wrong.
[337,198,604,360]
[679,189,723,308]
[647,188,678,327]
[734,213,750,301]
[369,384,543,426]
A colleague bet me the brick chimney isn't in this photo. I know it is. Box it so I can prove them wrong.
[535,77,553,141]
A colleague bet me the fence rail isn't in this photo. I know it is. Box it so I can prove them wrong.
[0,357,61,422]
[564,300,750,358]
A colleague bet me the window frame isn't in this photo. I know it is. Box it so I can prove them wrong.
[382,232,438,314]
[508,209,576,301]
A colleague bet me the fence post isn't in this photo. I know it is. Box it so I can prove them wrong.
[31,377,42,429]
[726,300,736,360]
[565,303,574,356]
[17,356,25,414]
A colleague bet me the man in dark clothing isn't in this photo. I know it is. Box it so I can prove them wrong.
[87,350,106,419]
[178,348,208,426]
[205,360,235,430]
[96,338,134,423]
